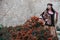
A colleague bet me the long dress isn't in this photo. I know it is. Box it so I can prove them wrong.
[41,11,58,40]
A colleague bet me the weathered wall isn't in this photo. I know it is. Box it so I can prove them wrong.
[0,0,60,27]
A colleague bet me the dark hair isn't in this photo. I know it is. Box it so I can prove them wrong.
[47,3,53,6]
[46,3,55,13]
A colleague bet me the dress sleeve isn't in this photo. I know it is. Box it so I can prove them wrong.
[40,12,45,20]
[55,11,58,23]
[56,12,58,19]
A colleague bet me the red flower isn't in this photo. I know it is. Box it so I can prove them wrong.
[37,27,40,31]
[31,22,36,26]
[31,16,39,21]
[38,19,45,25]
[27,29,33,35]
[32,36,36,40]
[48,37,52,40]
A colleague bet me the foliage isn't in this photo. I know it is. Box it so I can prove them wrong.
[0,16,58,40]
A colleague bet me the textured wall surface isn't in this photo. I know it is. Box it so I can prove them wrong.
[0,0,60,27]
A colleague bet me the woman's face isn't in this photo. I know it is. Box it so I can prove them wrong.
[47,5,52,9]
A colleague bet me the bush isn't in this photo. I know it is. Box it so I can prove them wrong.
[0,16,58,40]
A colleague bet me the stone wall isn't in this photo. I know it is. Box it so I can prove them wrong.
[0,0,60,27]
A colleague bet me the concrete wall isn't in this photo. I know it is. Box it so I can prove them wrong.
[0,0,60,27]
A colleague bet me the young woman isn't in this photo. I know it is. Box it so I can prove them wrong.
[41,3,58,39]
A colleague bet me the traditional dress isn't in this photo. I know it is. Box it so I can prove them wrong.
[41,10,58,40]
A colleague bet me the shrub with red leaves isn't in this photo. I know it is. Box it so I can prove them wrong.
[0,16,58,40]
[48,37,52,40]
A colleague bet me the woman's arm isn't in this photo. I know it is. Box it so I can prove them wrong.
[56,11,58,23]
[55,11,58,24]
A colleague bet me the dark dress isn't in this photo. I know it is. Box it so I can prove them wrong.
[45,13,55,26]
[41,11,58,40]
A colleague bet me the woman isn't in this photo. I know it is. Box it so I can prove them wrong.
[41,3,58,39]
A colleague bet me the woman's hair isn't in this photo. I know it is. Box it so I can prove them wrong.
[46,3,55,13]
[47,3,53,6]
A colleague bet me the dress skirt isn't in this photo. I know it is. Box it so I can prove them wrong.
[43,25,58,40]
